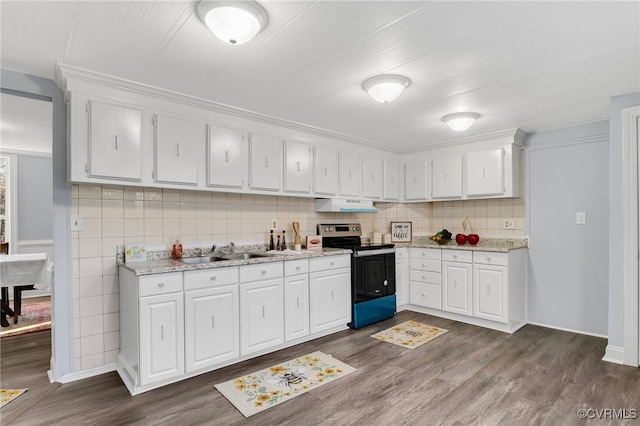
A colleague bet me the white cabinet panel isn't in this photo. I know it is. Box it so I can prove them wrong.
[442,261,473,316]
[474,264,507,323]
[466,148,504,197]
[383,160,400,201]
[395,247,409,307]
[309,267,350,333]
[240,278,284,355]
[363,156,383,199]
[249,132,281,191]
[154,114,203,185]
[139,292,184,386]
[88,100,142,181]
[432,154,463,199]
[338,151,362,197]
[405,160,428,200]
[284,273,310,341]
[185,285,239,373]
[313,146,338,196]
[207,124,246,189]
[284,140,311,194]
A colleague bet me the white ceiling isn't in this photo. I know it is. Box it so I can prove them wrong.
[1,1,638,151]
[0,92,53,155]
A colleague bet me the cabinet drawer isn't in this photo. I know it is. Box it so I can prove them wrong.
[139,272,183,297]
[184,267,238,290]
[285,259,309,276]
[410,259,441,272]
[395,248,407,260]
[239,262,283,283]
[442,250,473,263]
[473,251,509,266]
[309,255,350,272]
[410,248,441,261]
[409,270,441,284]
[410,281,442,310]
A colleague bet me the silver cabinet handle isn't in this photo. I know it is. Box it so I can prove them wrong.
[114,135,118,151]
[296,161,301,172]
[160,324,164,340]
[211,315,215,329]
[224,150,229,163]
[262,305,266,317]
[330,261,334,266]
[324,166,328,176]
[296,266,301,271]
[486,284,491,295]
[296,297,300,309]
[176,143,180,157]
[265,156,269,167]
[158,282,165,288]
[331,290,334,301]
[261,270,267,275]
[210,275,216,281]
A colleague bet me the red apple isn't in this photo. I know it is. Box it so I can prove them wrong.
[467,234,480,245]
[455,234,467,245]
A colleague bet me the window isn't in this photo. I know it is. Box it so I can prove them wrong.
[0,154,15,249]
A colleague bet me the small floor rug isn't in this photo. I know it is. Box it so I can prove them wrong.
[0,297,51,338]
[371,320,448,349]
[0,389,28,408]
[215,351,356,418]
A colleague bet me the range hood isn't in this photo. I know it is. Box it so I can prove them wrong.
[314,198,378,213]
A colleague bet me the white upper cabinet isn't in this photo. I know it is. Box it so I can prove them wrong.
[249,132,282,191]
[431,154,463,199]
[284,140,311,194]
[207,124,246,189]
[339,150,362,197]
[88,100,142,181]
[153,114,204,185]
[313,146,338,196]
[466,148,504,197]
[405,160,428,200]
[383,160,400,201]
[363,156,383,199]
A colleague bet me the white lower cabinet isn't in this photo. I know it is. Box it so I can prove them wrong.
[395,247,409,309]
[184,268,239,373]
[442,250,473,316]
[239,263,284,356]
[409,248,442,309]
[309,255,351,333]
[473,252,510,323]
[284,259,310,342]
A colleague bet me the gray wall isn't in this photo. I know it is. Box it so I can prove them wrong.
[525,120,609,336]
[17,155,53,240]
[608,92,640,348]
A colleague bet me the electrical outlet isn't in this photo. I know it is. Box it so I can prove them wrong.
[576,212,586,225]
[502,218,515,230]
[271,218,278,230]
[70,215,84,231]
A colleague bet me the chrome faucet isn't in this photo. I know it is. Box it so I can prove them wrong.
[195,248,204,257]
[214,242,236,255]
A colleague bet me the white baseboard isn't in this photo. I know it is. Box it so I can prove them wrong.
[52,363,117,384]
[525,320,607,339]
[602,345,625,365]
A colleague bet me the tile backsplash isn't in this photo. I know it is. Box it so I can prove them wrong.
[70,184,524,371]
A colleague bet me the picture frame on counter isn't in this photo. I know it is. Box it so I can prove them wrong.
[391,221,412,243]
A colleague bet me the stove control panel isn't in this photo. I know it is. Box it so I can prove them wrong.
[317,223,362,237]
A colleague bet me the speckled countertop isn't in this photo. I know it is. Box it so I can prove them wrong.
[395,236,528,252]
[119,247,352,276]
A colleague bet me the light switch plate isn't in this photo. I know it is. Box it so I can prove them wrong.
[70,215,83,231]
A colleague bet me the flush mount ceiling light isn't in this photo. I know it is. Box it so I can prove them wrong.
[362,75,410,103]
[197,0,267,45]
[442,112,481,131]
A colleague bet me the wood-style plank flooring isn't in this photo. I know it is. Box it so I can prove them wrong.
[2,311,639,425]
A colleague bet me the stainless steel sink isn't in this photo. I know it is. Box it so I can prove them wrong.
[180,256,225,264]
[220,253,270,260]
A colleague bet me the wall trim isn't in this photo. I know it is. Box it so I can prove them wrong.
[525,320,608,339]
[602,345,625,365]
[53,363,117,384]
[622,105,640,367]
[17,239,53,247]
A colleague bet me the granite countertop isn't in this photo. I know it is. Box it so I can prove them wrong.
[119,247,352,276]
[395,236,528,252]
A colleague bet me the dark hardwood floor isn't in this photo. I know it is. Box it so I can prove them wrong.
[2,311,639,425]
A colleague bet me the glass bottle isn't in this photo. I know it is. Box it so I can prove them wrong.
[281,230,286,250]
[276,234,281,251]
[269,230,275,251]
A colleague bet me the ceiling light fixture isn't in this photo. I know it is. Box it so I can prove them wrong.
[197,0,267,45]
[442,112,480,131]
[362,75,410,103]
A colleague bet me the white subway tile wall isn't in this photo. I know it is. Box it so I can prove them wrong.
[71,184,525,371]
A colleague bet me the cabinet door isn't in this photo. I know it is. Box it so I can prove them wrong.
[185,285,239,373]
[432,154,463,199]
[88,100,142,181]
[154,114,204,185]
[383,160,400,201]
[284,140,311,194]
[467,148,504,197]
[249,133,281,191]
[309,268,350,333]
[473,264,507,323]
[442,261,473,316]
[207,124,245,189]
[139,292,184,386]
[284,274,310,342]
[338,151,362,197]
[395,248,409,307]
[313,146,338,195]
[363,156,383,199]
[405,160,428,200]
[240,278,284,355]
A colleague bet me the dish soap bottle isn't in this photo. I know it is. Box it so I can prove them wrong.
[269,230,275,251]
[172,237,183,259]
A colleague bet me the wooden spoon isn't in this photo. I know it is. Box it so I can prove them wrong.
[293,221,301,245]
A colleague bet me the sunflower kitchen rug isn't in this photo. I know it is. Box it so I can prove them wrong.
[371,320,448,349]
[0,389,28,408]
[215,351,356,417]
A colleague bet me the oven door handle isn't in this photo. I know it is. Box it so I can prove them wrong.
[353,248,396,257]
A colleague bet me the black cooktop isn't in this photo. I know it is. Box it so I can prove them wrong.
[317,224,394,250]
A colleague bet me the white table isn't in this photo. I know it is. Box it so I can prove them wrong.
[1,253,50,326]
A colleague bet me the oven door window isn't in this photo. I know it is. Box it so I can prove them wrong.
[354,253,396,303]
